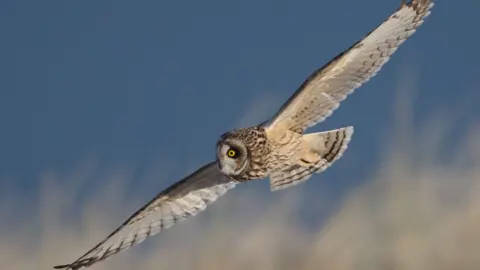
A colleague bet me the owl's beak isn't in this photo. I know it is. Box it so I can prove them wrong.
[216,159,223,170]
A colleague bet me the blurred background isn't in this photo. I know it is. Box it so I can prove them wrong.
[1,0,479,269]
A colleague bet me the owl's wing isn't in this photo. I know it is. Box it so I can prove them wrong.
[53,161,237,270]
[266,0,434,133]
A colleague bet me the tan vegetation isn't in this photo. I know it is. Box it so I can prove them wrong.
[1,88,479,270]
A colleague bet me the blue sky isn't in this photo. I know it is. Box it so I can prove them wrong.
[1,0,479,222]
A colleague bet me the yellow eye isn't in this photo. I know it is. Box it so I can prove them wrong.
[227,149,237,158]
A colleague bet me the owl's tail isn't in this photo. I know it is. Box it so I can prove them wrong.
[302,126,354,167]
[269,126,354,191]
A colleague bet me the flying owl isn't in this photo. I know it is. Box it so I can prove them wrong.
[54,0,434,269]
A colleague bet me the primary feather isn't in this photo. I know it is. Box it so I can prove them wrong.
[54,162,236,270]
[267,0,434,133]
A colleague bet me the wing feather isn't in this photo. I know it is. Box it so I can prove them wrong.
[267,0,434,133]
[53,162,236,270]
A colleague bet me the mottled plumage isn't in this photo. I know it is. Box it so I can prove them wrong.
[216,126,270,181]
[54,1,434,269]
[269,126,354,191]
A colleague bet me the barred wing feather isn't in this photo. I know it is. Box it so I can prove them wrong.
[267,0,434,133]
[54,162,236,270]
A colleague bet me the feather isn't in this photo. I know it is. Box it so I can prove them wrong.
[54,162,237,270]
[267,0,434,133]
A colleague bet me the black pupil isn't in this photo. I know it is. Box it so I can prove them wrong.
[228,147,238,158]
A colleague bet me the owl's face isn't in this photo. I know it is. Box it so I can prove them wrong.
[216,136,249,177]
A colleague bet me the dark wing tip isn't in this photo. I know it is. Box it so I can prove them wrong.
[399,0,433,11]
[53,263,84,270]
[409,0,434,9]
[53,264,72,269]
[53,258,94,270]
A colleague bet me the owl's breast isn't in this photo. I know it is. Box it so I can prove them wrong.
[265,129,303,171]
[233,127,271,181]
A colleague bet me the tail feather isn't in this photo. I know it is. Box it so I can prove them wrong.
[269,126,354,191]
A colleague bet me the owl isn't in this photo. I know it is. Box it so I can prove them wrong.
[54,1,434,269]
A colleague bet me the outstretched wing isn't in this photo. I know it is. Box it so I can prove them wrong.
[266,0,434,133]
[54,161,237,270]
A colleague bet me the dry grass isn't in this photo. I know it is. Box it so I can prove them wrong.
[1,90,479,270]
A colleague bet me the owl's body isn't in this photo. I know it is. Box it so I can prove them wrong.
[217,125,353,190]
[54,1,434,269]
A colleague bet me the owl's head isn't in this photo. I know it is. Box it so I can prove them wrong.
[216,132,250,177]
